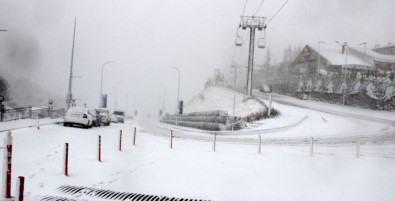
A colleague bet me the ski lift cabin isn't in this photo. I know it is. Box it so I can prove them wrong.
[257,38,265,48]
[235,36,243,46]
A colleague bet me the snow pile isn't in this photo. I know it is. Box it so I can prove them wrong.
[184,86,266,118]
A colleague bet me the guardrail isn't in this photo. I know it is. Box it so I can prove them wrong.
[0,106,65,122]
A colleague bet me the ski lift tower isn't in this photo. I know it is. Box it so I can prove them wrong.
[239,16,266,96]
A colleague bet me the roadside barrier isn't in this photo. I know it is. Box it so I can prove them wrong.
[213,134,217,152]
[133,127,136,146]
[119,130,122,151]
[98,135,102,162]
[15,176,24,201]
[170,130,173,149]
[1,131,13,198]
[64,143,69,176]
[258,135,262,154]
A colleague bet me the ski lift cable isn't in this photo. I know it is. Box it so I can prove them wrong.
[265,0,290,26]
[253,0,265,16]
[241,0,248,16]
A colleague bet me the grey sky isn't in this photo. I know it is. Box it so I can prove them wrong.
[0,0,394,116]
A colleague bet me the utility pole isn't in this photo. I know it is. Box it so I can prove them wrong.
[66,18,77,110]
[359,42,367,75]
[317,41,326,74]
[239,16,266,96]
[335,41,348,106]
[230,63,240,89]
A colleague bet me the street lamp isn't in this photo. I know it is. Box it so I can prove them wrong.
[335,41,348,106]
[169,66,180,125]
[159,83,166,117]
[359,42,367,75]
[114,81,124,111]
[99,61,115,107]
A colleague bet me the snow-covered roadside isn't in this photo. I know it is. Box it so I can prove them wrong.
[255,91,395,122]
[0,118,63,132]
[2,121,394,201]
[184,86,265,117]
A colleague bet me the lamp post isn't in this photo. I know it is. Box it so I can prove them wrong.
[335,41,348,106]
[159,83,166,117]
[317,41,326,74]
[359,42,367,75]
[169,66,180,126]
[66,19,77,110]
[99,61,115,107]
[114,81,124,111]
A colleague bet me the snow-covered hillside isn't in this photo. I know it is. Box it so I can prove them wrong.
[184,86,266,117]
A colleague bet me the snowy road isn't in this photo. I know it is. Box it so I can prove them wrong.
[0,96,394,200]
[140,93,395,146]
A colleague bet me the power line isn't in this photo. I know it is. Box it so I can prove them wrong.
[253,0,265,16]
[265,0,290,26]
[241,0,248,16]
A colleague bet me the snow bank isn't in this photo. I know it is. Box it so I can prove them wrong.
[184,86,266,118]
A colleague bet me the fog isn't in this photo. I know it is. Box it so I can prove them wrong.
[0,0,394,117]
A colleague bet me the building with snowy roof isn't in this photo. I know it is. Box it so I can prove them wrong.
[290,43,395,78]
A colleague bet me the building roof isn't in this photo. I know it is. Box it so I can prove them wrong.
[309,44,368,67]
[349,46,395,63]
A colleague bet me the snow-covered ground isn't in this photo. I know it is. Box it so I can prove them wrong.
[0,91,394,201]
[184,86,265,117]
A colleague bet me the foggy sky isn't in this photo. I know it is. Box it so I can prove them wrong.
[0,0,394,117]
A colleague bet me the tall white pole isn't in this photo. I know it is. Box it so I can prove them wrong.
[67,18,77,110]
[99,61,114,108]
[169,66,181,126]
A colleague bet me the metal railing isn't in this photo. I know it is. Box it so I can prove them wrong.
[0,106,65,122]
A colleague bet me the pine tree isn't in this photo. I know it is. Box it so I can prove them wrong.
[0,76,10,101]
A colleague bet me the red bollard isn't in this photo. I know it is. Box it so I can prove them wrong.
[15,176,24,201]
[64,143,69,176]
[133,127,136,146]
[119,130,122,151]
[2,131,13,199]
[98,135,102,162]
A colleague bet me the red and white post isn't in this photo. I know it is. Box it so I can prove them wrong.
[15,176,24,201]
[213,134,217,152]
[64,143,69,176]
[119,130,122,151]
[133,127,136,146]
[258,135,262,154]
[98,135,102,162]
[170,130,173,149]
[1,131,13,199]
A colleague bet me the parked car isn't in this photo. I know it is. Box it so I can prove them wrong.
[89,109,101,127]
[110,114,118,123]
[113,110,125,123]
[95,108,111,126]
[64,107,93,128]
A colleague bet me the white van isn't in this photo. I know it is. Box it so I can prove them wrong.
[95,108,111,126]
